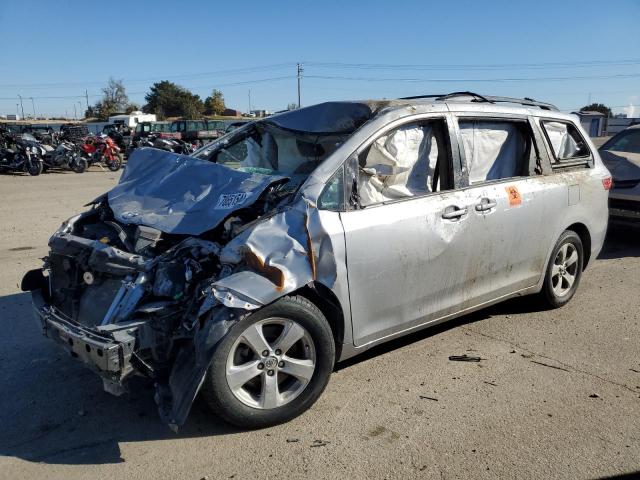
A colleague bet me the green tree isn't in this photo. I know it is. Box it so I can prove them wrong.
[143,81,204,119]
[580,103,612,118]
[204,89,226,115]
[125,103,140,114]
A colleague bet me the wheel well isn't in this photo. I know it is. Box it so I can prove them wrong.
[567,223,592,269]
[294,283,345,361]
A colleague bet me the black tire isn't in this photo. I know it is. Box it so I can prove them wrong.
[201,295,335,428]
[107,154,122,171]
[27,159,43,176]
[538,230,584,309]
[73,158,88,173]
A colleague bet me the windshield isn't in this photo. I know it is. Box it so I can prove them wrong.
[21,133,37,142]
[193,122,345,184]
[603,129,640,154]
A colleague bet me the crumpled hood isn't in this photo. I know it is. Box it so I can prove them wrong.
[600,150,640,182]
[108,148,285,235]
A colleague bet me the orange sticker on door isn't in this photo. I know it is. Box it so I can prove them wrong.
[505,186,522,207]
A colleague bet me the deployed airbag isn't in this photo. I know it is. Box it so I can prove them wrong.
[459,121,525,184]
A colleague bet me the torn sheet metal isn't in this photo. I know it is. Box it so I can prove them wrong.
[212,199,336,308]
[108,148,285,235]
[158,306,239,428]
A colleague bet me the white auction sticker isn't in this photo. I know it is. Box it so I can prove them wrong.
[215,192,248,210]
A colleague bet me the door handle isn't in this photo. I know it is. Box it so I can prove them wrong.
[475,198,497,212]
[441,206,468,220]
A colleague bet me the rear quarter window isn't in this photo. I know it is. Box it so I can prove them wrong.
[541,120,591,166]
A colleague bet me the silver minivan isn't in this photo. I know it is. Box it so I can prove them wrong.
[23,93,611,429]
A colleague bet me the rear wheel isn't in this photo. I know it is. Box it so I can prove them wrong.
[73,158,88,173]
[107,154,122,171]
[201,296,335,428]
[538,230,584,308]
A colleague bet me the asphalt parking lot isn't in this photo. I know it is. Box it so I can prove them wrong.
[0,170,638,480]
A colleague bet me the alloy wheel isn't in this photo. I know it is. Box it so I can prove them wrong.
[551,243,579,297]
[225,317,316,409]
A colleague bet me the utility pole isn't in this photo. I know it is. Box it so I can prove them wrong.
[30,97,36,118]
[85,90,89,110]
[16,103,19,118]
[248,88,252,114]
[297,63,303,108]
[17,94,25,120]
[73,103,77,120]
[78,101,82,120]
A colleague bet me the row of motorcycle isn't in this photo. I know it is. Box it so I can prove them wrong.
[0,128,123,176]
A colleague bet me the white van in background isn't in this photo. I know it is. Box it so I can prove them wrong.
[108,111,156,128]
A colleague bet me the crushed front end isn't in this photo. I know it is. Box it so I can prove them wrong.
[23,204,235,426]
[21,148,304,429]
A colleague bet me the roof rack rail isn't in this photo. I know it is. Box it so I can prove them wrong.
[398,91,558,111]
[484,96,558,111]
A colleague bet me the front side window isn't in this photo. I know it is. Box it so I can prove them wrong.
[542,121,590,161]
[458,120,535,185]
[318,166,344,211]
[357,120,449,207]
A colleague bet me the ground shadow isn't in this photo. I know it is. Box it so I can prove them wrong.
[598,223,640,260]
[0,292,239,466]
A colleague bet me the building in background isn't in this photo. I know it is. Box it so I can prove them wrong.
[574,111,606,137]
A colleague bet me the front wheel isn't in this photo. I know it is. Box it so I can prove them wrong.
[538,230,584,308]
[201,296,335,428]
[27,159,43,176]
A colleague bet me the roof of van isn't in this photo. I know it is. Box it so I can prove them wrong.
[266,93,561,135]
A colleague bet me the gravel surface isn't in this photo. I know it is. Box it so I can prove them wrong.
[0,170,638,480]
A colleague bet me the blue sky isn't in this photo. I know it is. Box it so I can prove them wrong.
[1,0,639,118]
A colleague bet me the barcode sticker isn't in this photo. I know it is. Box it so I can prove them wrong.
[215,192,248,210]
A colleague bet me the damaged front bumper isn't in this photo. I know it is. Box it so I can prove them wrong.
[30,286,137,388]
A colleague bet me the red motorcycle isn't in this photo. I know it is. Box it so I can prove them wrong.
[80,135,123,171]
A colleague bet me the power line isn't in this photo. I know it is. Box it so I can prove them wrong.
[304,72,640,83]
[0,63,296,89]
[0,75,297,100]
[304,59,640,71]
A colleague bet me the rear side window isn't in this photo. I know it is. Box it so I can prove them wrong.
[458,120,535,185]
[541,121,590,161]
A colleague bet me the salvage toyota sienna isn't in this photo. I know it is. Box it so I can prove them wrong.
[22,93,611,429]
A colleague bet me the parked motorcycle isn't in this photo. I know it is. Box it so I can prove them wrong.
[0,133,44,176]
[42,141,88,173]
[152,136,197,155]
[80,135,123,171]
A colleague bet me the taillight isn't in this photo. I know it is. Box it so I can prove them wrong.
[602,177,613,190]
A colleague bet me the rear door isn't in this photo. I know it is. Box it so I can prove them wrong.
[449,114,560,297]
